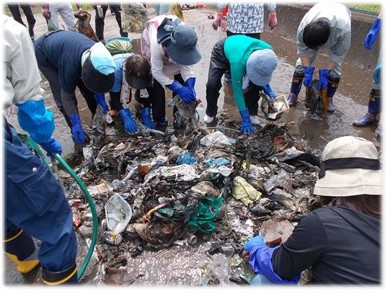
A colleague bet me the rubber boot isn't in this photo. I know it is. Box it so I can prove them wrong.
[326,76,340,112]
[140,107,155,129]
[353,89,381,127]
[42,262,78,285]
[4,230,40,274]
[287,71,304,106]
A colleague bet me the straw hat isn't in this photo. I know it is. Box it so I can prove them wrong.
[314,136,382,196]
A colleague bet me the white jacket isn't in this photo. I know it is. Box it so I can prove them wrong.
[141,14,194,86]
[2,15,43,108]
[296,2,351,65]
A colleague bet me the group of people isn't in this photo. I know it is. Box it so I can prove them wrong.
[3,2,381,286]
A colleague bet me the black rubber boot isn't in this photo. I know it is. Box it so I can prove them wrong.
[42,262,78,285]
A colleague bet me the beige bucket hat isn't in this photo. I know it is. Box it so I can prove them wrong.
[314,136,382,197]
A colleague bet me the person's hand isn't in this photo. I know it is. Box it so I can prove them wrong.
[119,108,138,134]
[212,12,223,30]
[167,80,196,104]
[69,115,86,145]
[95,93,109,114]
[239,109,254,134]
[42,8,51,19]
[244,236,266,255]
[317,69,330,90]
[303,66,315,88]
[262,84,276,99]
[269,12,277,30]
[40,138,62,156]
[364,18,381,50]
[184,77,196,98]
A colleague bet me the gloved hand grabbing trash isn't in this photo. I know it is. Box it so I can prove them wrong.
[262,84,277,100]
[240,109,254,134]
[184,77,197,98]
[69,114,86,145]
[317,69,330,90]
[212,12,223,30]
[303,66,315,87]
[244,236,266,254]
[167,80,196,104]
[364,18,381,50]
[95,93,109,114]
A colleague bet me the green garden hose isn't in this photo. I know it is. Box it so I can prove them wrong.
[17,134,98,280]
[53,153,98,280]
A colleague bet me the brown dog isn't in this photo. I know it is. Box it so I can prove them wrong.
[74,10,99,42]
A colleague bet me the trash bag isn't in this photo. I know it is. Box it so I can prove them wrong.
[188,196,224,234]
[105,37,133,55]
[47,19,58,31]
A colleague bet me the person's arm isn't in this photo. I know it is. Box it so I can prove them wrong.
[328,30,351,67]
[271,211,328,279]
[212,2,228,30]
[4,16,61,153]
[42,3,51,19]
[364,10,382,50]
[266,2,277,30]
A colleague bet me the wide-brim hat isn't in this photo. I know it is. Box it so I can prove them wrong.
[246,49,277,87]
[157,18,201,66]
[125,72,152,89]
[313,136,382,197]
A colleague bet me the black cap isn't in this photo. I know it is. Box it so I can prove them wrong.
[125,72,152,89]
[81,54,115,93]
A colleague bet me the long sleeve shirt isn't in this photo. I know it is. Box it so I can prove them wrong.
[223,35,273,111]
[296,2,351,65]
[272,206,380,284]
[3,14,42,108]
[141,14,194,86]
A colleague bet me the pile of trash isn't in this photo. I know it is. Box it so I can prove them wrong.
[61,110,324,285]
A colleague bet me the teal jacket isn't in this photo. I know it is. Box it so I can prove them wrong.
[224,35,273,111]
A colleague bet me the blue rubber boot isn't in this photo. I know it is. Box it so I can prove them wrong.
[353,89,381,127]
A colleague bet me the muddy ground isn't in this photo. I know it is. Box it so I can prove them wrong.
[2,3,383,287]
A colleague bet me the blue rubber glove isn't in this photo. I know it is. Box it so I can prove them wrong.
[167,80,196,103]
[69,114,86,144]
[95,93,109,114]
[239,108,254,134]
[248,245,301,284]
[317,69,330,90]
[303,66,315,88]
[140,107,155,129]
[373,62,381,85]
[119,108,138,134]
[244,236,266,254]
[17,99,55,144]
[364,18,381,50]
[262,84,277,99]
[184,77,196,98]
[40,137,62,156]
